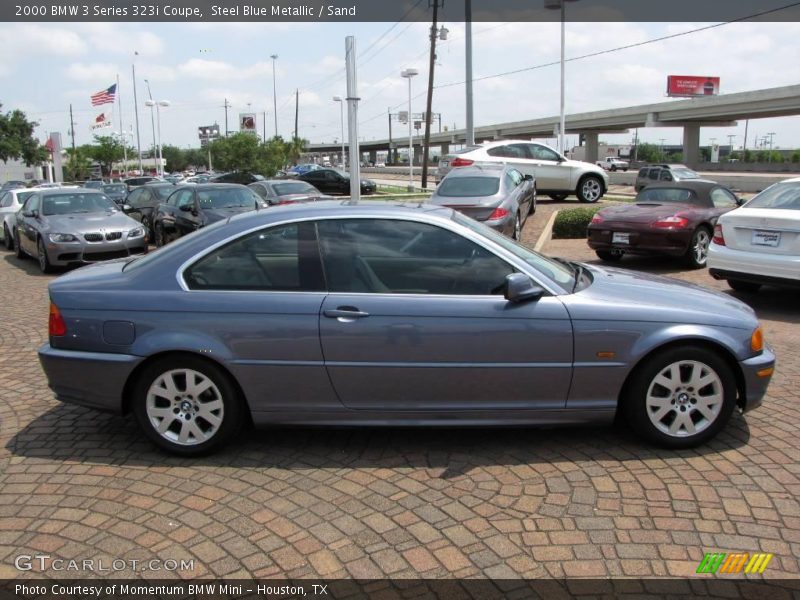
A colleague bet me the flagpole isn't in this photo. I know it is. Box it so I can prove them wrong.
[132,60,143,173]
[117,74,128,178]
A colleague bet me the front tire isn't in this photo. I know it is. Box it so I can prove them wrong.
[577,175,604,203]
[624,346,737,449]
[684,227,711,269]
[13,229,25,259]
[3,224,12,250]
[512,212,521,241]
[154,222,165,247]
[728,279,761,293]
[37,237,53,274]
[132,356,245,456]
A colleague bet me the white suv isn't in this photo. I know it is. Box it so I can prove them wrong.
[438,140,609,203]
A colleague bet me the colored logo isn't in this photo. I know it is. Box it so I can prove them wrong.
[697,552,773,574]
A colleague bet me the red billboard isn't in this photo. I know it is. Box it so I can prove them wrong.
[666,76,720,97]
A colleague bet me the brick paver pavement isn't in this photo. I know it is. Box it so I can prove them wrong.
[0,213,798,581]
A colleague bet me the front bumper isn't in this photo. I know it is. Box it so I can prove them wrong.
[38,343,142,414]
[45,237,147,266]
[738,344,776,412]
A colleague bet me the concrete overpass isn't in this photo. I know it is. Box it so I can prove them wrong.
[305,84,800,167]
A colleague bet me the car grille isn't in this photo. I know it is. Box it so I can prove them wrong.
[82,250,130,262]
[105,231,122,241]
[84,233,103,242]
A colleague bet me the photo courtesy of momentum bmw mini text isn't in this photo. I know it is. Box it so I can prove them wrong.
[0,0,798,599]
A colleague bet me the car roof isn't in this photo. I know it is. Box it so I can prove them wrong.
[443,165,508,178]
[37,188,103,196]
[189,183,249,190]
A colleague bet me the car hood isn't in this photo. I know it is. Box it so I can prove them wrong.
[596,202,699,224]
[44,211,140,233]
[562,263,757,329]
[202,206,255,223]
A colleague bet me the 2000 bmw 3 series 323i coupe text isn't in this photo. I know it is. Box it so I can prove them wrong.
[38,202,775,456]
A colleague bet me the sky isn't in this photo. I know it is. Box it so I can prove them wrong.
[2,19,800,154]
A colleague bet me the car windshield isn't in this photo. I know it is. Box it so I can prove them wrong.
[637,188,697,203]
[84,181,104,189]
[15,191,34,203]
[103,184,126,193]
[152,186,175,200]
[437,177,500,197]
[198,188,259,209]
[42,193,117,215]
[671,168,699,179]
[451,212,575,292]
[744,182,800,210]
[273,182,316,195]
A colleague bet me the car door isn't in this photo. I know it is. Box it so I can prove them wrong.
[526,143,567,191]
[507,169,530,218]
[316,217,574,411]
[125,188,145,222]
[173,188,201,238]
[181,221,340,414]
[301,172,325,193]
[18,194,41,254]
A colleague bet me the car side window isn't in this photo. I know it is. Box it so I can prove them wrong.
[509,169,523,186]
[710,187,737,208]
[487,146,510,158]
[127,188,143,207]
[504,172,517,190]
[0,193,9,208]
[184,221,325,291]
[527,144,560,162]
[638,168,648,178]
[317,219,515,295]
[25,194,40,213]
[659,171,673,181]
[249,184,268,199]
[177,189,195,209]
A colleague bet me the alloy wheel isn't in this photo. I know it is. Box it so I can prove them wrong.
[645,360,724,438]
[580,177,603,202]
[692,229,711,266]
[145,368,225,446]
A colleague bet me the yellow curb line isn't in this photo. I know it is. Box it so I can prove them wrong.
[534,209,559,253]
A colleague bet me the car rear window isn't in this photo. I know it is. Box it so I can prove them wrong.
[744,182,800,210]
[637,188,698,204]
[273,182,316,195]
[452,146,481,155]
[437,177,500,197]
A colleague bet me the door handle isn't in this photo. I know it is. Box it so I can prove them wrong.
[324,307,370,320]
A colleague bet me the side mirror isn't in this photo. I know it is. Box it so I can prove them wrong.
[504,273,544,303]
[736,197,745,206]
[121,204,133,212]
[523,174,534,181]
[22,210,35,218]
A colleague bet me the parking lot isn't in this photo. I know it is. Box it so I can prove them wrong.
[0,197,799,581]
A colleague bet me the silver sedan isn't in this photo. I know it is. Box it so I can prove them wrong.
[14,189,147,273]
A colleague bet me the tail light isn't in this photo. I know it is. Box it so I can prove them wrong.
[449,157,474,168]
[590,213,604,225]
[651,215,690,229]
[712,223,726,246]
[49,302,66,337]
[487,207,509,220]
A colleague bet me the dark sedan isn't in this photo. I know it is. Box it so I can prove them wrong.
[211,172,265,185]
[248,180,330,206]
[102,183,128,205]
[298,168,376,195]
[122,183,178,241]
[152,184,261,246]
[587,180,742,268]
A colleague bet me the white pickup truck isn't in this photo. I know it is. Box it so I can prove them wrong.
[596,157,629,171]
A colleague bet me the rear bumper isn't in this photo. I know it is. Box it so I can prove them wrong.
[738,345,776,412]
[587,227,690,256]
[708,244,800,285]
[38,343,142,414]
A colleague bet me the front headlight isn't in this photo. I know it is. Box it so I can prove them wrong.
[48,233,79,243]
[128,227,145,238]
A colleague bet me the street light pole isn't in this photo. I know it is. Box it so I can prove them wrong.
[145,99,170,177]
[333,96,345,168]
[465,0,474,146]
[545,0,578,155]
[270,54,279,138]
[144,79,157,175]
[401,68,419,192]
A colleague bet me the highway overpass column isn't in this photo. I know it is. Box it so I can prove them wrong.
[369,150,377,165]
[683,125,700,167]
[440,142,450,157]
[414,145,423,167]
[583,132,599,163]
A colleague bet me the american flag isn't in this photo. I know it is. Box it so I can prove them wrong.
[90,84,116,106]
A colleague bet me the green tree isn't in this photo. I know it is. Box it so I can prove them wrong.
[791,150,800,163]
[0,103,48,166]
[207,133,291,176]
[64,147,93,181]
[634,143,662,163]
[86,135,125,176]
[161,145,188,172]
[185,148,209,170]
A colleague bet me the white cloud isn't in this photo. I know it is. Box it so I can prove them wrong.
[178,58,277,81]
[66,62,120,83]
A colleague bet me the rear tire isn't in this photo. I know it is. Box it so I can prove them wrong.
[577,175,604,203]
[624,346,737,449]
[132,355,245,456]
[13,229,25,259]
[3,224,12,250]
[512,212,521,241]
[684,227,711,269]
[596,249,624,262]
[728,279,761,293]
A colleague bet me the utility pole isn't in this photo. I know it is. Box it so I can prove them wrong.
[262,111,266,140]
[388,108,393,165]
[294,88,299,140]
[116,74,128,176]
[223,98,230,136]
[344,37,361,203]
[421,0,440,190]
[69,104,76,155]
[465,0,474,146]
[271,54,279,138]
[132,61,143,172]
[743,119,749,155]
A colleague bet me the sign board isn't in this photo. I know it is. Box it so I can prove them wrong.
[239,113,256,133]
[398,111,408,124]
[198,124,221,147]
[666,76,720,97]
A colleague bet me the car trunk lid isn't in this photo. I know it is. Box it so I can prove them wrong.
[720,208,800,255]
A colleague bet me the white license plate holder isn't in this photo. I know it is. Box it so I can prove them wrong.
[751,230,781,247]
[612,232,631,245]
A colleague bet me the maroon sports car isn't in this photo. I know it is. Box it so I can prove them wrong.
[587,180,743,268]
